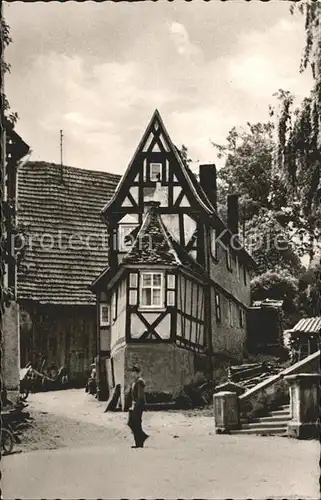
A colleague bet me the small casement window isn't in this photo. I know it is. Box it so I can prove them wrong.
[243,265,247,285]
[215,292,221,323]
[100,304,110,327]
[226,248,232,271]
[166,273,176,306]
[150,162,162,182]
[211,229,218,260]
[236,256,240,280]
[140,272,164,308]
[239,307,244,328]
[228,301,233,327]
[111,290,118,321]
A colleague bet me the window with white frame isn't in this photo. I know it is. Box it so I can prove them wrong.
[140,272,164,308]
[100,304,110,327]
[150,163,162,182]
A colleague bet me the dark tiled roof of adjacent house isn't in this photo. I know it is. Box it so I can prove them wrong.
[122,202,209,281]
[17,161,121,305]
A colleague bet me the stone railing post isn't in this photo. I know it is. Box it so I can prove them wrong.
[284,373,320,439]
[213,391,240,434]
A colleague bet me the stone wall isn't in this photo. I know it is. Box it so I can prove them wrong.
[239,350,320,419]
[110,342,209,404]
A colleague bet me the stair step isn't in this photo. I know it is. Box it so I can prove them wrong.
[231,427,287,436]
[270,409,291,416]
[145,402,176,411]
[258,415,290,423]
[242,421,288,430]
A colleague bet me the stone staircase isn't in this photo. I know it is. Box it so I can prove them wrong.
[232,403,291,436]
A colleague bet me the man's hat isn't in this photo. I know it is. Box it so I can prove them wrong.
[131,364,141,373]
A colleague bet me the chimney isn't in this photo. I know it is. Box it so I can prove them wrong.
[227,194,239,235]
[199,164,217,210]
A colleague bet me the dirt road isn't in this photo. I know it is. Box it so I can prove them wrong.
[2,389,320,499]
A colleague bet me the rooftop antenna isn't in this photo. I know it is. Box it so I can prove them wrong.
[60,129,64,183]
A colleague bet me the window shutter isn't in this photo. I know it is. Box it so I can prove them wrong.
[129,273,138,288]
[167,274,175,289]
[129,290,138,306]
[129,272,138,305]
[167,290,175,306]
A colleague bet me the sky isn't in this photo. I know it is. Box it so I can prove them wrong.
[5,1,313,176]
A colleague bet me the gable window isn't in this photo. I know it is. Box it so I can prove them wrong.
[226,248,232,271]
[150,163,162,182]
[140,272,164,308]
[100,304,110,327]
[215,292,221,323]
[211,229,218,260]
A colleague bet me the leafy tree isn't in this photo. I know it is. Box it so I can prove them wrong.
[1,17,18,125]
[272,3,321,264]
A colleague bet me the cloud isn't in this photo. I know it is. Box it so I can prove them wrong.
[5,6,314,176]
[168,22,201,58]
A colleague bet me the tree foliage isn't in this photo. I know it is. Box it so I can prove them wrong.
[1,17,18,125]
[272,3,321,262]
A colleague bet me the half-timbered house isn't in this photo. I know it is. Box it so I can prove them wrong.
[91,110,257,402]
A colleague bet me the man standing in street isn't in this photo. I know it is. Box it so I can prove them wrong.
[127,364,149,448]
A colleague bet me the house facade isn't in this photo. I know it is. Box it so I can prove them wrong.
[91,110,257,402]
[17,161,120,384]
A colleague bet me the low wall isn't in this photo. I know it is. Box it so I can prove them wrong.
[239,350,320,419]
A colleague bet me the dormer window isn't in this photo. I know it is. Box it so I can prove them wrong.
[150,163,162,182]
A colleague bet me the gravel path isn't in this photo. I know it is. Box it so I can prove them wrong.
[2,389,320,500]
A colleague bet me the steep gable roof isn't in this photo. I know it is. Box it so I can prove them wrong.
[17,161,121,305]
[101,109,215,216]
